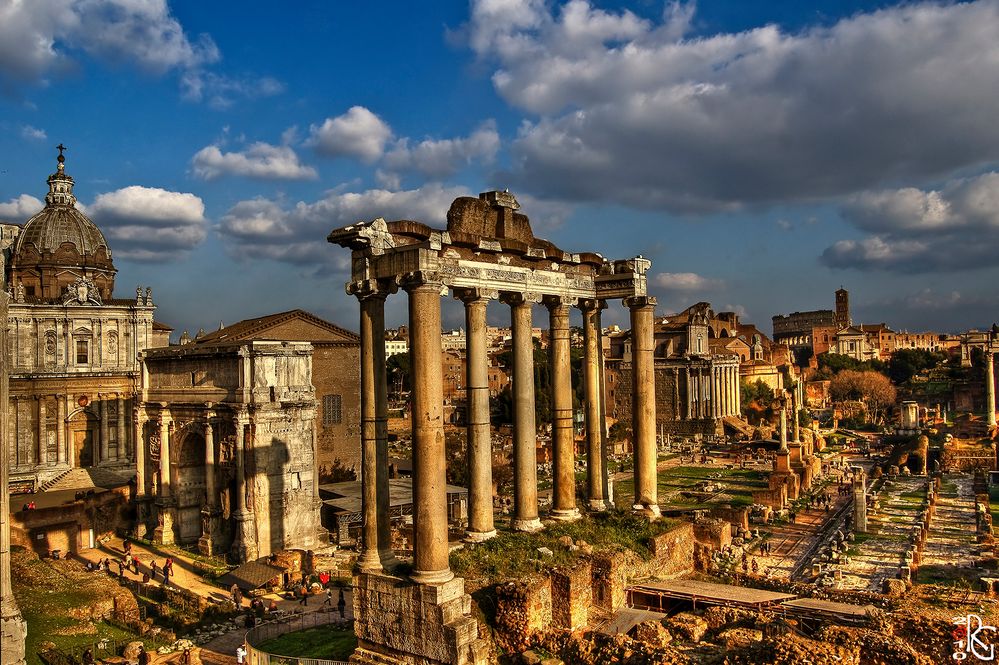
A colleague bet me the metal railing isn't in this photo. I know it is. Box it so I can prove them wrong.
[244,609,353,665]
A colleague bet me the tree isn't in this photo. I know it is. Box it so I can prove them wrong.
[830,370,896,425]
[888,348,946,385]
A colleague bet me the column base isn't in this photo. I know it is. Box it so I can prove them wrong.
[588,499,609,512]
[549,508,581,522]
[511,517,544,533]
[410,567,455,585]
[632,503,661,520]
[357,550,383,573]
[464,529,497,543]
[378,548,399,570]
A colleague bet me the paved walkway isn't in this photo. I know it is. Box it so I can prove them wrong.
[920,473,980,575]
[76,536,353,662]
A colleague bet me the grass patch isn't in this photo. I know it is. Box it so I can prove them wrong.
[10,547,150,665]
[256,625,356,660]
[451,512,680,586]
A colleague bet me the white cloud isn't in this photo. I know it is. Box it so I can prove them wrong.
[382,121,500,178]
[823,172,999,272]
[0,194,43,220]
[179,71,284,110]
[88,186,208,261]
[20,124,46,141]
[219,184,470,265]
[307,107,393,163]
[653,272,723,291]
[191,142,317,181]
[0,0,218,93]
[466,0,999,212]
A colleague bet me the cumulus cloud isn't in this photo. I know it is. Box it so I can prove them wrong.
[20,125,46,141]
[307,107,393,163]
[856,288,999,332]
[0,0,218,93]
[466,0,999,212]
[823,172,999,272]
[653,272,724,291]
[88,186,208,261]
[219,184,470,265]
[191,142,317,181]
[382,121,500,179]
[179,71,284,110]
[0,194,44,220]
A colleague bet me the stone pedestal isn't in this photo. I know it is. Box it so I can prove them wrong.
[351,572,490,665]
[153,504,176,546]
[232,509,259,563]
[198,509,222,557]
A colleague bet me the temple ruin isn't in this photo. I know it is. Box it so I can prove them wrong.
[328,191,660,665]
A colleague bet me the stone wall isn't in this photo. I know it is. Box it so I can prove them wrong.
[709,506,750,532]
[495,575,552,652]
[550,564,591,631]
[693,518,732,551]
[352,572,488,665]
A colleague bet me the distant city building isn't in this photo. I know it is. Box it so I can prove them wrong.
[772,289,849,365]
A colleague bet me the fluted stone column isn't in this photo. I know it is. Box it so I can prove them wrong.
[1,291,27,665]
[204,418,216,507]
[792,388,801,443]
[459,289,496,541]
[99,397,110,465]
[547,296,579,521]
[133,409,146,496]
[987,352,996,428]
[154,414,174,545]
[596,306,610,503]
[507,293,543,532]
[158,416,171,498]
[354,289,388,572]
[37,397,47,464]
[581,300,607,511]
[56,396,66,465]
[116,397,126,460]
[231,412,259,562]
[684,368,692,419]
[778,394,789,454]
[406,275,453,584]
[627,296,659,518]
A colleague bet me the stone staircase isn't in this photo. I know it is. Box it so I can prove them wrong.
[36,468,73,492]
[41,466,134,492]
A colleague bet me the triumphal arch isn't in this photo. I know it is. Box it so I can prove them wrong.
[329,191,660,665]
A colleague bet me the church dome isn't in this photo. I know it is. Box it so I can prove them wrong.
[8,147,116,302]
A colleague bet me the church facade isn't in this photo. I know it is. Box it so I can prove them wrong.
[1,151,157,490]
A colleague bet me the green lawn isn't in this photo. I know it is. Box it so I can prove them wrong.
[451,512,680,586]
[10,547,149,665]
[257,626,357,660]
[614,465,767,510]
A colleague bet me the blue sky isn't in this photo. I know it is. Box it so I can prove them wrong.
[2,0,998,337]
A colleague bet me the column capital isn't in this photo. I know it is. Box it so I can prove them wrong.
[623,295,657,310]
[348,278,397,301]
[453,287,498,304]
[577,298,607,313]
[500,291,542,306]
[543,294,577,311]
[400,270,446,293]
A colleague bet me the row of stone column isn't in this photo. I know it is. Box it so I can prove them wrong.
[710,365,740,419]
[351,275,660,584]
[11,394,130,467]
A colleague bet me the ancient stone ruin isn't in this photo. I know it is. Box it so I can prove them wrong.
[328,191,662,665]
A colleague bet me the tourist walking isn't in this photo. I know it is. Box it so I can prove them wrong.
[138,646,150,665]
[324,587,333,607]
[337,588,346,619]
[236,645,246,665]
[299,584,309,606]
